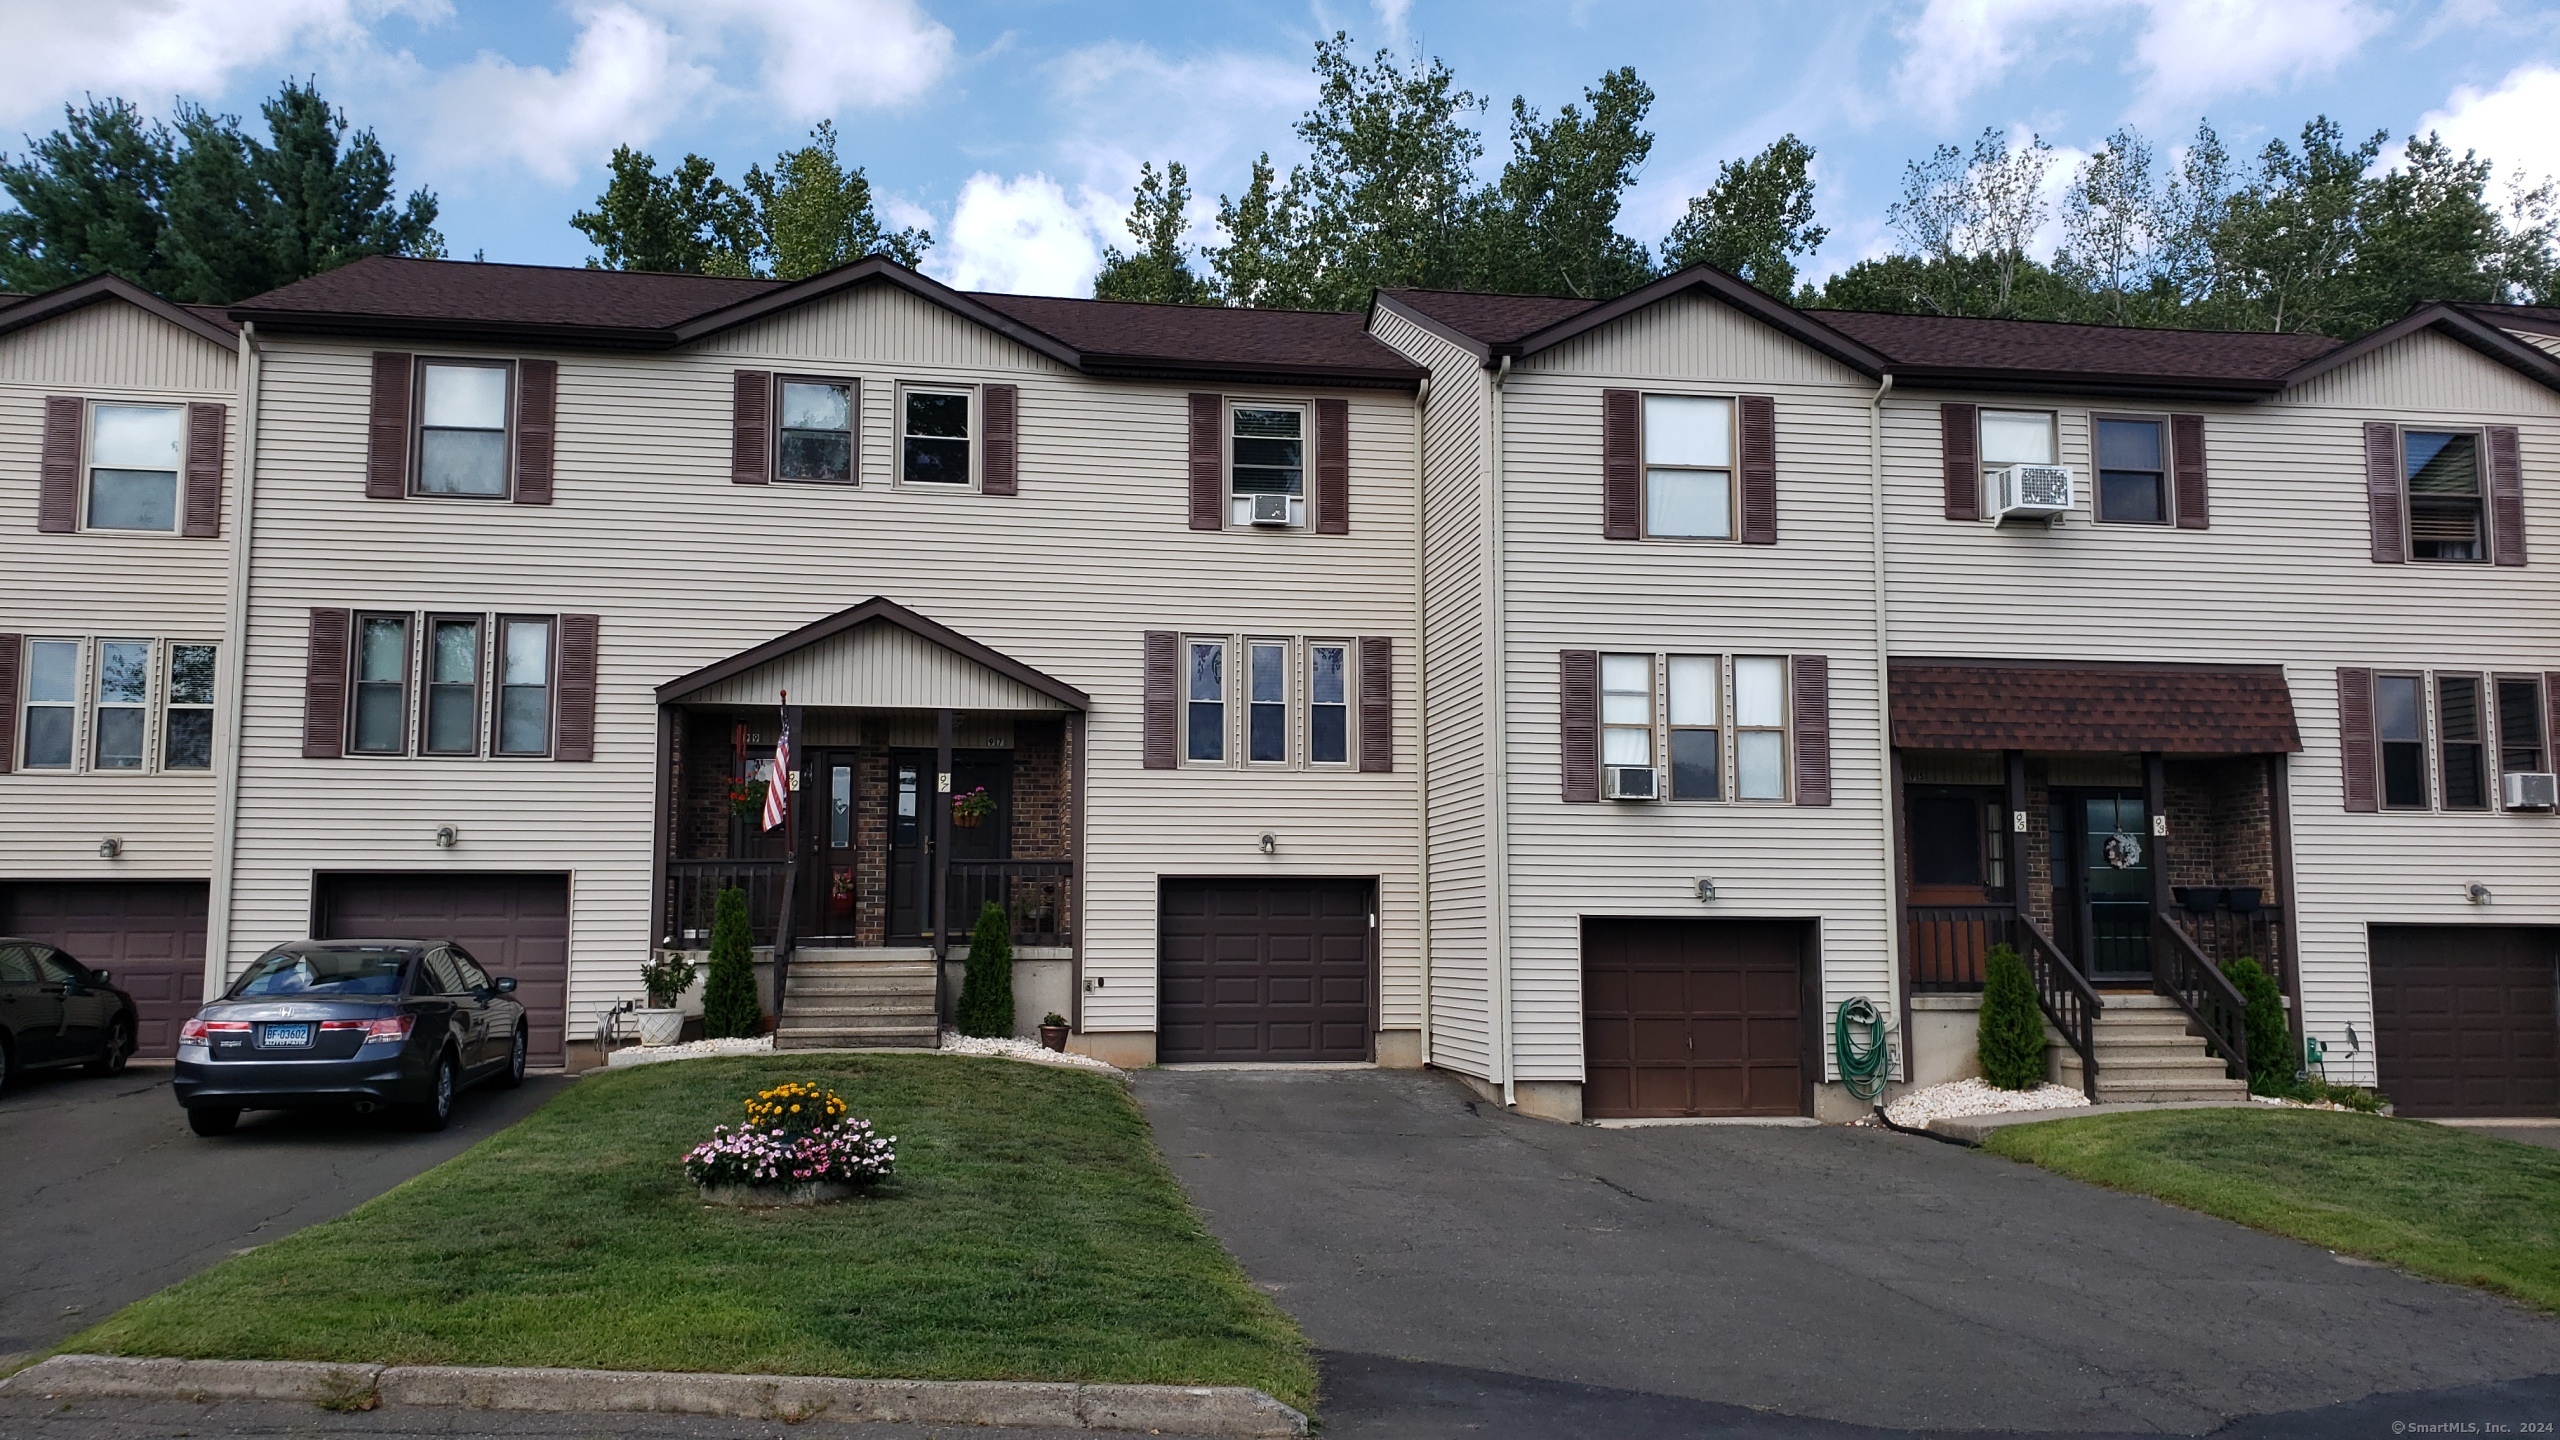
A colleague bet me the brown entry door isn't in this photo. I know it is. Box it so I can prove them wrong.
[805,748,862,942]
[1584,918,1814,1119]
[2371,925,2558,1117]
[314,872,570,1065]
[0,881,208,1058]
[887,749,1009,942]
[1158,879,1373,1062]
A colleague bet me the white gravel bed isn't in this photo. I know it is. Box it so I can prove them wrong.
[1883,1077,2092,1128]
[604,1036,774,1068]
[938,1030,1125,1076]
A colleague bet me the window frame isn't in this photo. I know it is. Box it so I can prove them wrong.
[1731,654,1792,803]
[2089,411,2172,527]
[2494,673,2549,804]
[419,613,486,758]
[897,381,978,489]
[1225,398,1309,530]
[87,637,152,773]
[491,613,557,759]
[162,641,217,772]
[1638,392,1737,543]
[20,638,82,771]
[2372,669,2431,811]
[2400,425,2490,565]
[347,612,414,757]
[1304,640,1354,768]
[1665,653,1722,801]
[1976,407,2059,518]
[772,373,859,486]
[82,400,186,535]
[410,357,518,502]
[1599,652,1656,773]
[1243,637,1292,765]
[1182,635,1229,766]
[2434,671,2490,811]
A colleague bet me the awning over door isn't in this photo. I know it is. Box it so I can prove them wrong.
[1890,659,2301,755]
[655,596,1088,713]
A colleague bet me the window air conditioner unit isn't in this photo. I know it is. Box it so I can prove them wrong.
[1605,765,1660,801]
[1248,493,1293,527]
[2503,771,2558,810]
[1993,464,2074,522]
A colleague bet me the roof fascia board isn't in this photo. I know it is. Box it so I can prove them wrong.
[225,312,676,350]
[1890,656,2291,677]
[671,258,1086,370]
[1887,369,2285,402]
[655,595,1091,711]
[1504,266,1891,376]
[2281,305,2560,395]
[1368,293,1495,365]
[1075,355,1423,390]
[1,274,237,350]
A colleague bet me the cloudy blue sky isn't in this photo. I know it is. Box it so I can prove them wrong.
[7,0,2558,296]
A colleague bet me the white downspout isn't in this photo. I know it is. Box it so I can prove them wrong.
[1868,372,1903,1082]
[1489,353,1516,1106]
[204,322,260,1001]
[1411,373,1433,1067]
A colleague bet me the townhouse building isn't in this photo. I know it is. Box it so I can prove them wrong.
[4,254,2554,1123]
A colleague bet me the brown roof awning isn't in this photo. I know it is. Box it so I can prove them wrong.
[1891,659,2301,755]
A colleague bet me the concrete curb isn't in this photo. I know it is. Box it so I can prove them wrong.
[0,1355,1307,1437]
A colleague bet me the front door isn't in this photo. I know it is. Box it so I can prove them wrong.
[2053,790,2153,983]
[886,749,1011,942]
[804,748,862,943]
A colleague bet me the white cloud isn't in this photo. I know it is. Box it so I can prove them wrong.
[0,0,442,127]
[629,0,955,117]
[1041,42,1309,248]
[428,5,711,184]
[930,171,1119,295]
[1371,0,1414,46]
[2413,63,2560,206]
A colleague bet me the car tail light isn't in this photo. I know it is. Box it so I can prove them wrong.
[320,1015,414,1044]
[180,1018,249,1043]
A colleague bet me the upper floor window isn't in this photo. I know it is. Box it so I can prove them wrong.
[1229,405,1305,527]
[165,644,215,770]
[2375,672,2427,809]
[1733,655,1790,800]
[1308,643,1351,765]
[1247,640,1289,763]
[86,403,184,532]
[2498,676,2547,777]
[2405,430,2484,562]
[1643,396,1731,539]
[2095,416,2167,524]
[778,378,854,484]
[1600,654,1653,768]
[417,361,511,497]
[92,640,149,771]
[351,614,412,754]
[22,640,78,770]
[496,617,554,756]
[2437,674,2489,810]
[1667,654,1720,800]
[1979,409,2056,499]
[1185,638,1226,762]
[423,617,482,756]
[902,386,972,484]
[15,637,213,774]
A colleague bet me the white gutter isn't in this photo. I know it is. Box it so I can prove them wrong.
[1411,373,1432,1067]
[204,321,260,1000]
[1868,372,1903,1080]
[1488,353,1516,1107]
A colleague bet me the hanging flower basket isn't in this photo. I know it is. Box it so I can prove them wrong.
[727,777,768,820]
[950,786,995,828]
[682,1081,895,1207]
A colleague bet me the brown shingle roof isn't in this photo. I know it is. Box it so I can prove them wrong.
[1818,310,2339,390]
[1376,287,1599,349]
[1891,659,2302,755]
[969,293,1419,383]
[236,256,773,341]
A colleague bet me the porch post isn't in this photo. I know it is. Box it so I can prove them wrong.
[2266,753,2304,1054]
[2003,750,2029,930]
[933,708,955,965]
[648,706,674,950]
[2144,751,2170,988]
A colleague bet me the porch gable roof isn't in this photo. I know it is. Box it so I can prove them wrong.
[1890,658,2301,755]
[654,596,1089,712]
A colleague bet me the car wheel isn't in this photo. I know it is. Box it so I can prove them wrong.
[88,1017,133,1076]
[494,1024,527,1089]
[187,1107,239,1137]
[410,1051,458,1132]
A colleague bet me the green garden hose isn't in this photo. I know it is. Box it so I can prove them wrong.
[1834,995,1891,1104]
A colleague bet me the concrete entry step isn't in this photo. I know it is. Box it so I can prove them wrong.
[2051,993,2252,1104]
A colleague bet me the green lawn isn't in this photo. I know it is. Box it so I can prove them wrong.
[71,1054,1313,1410]
[1986,1108,2560,1313]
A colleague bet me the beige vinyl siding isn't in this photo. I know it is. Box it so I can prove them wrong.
[1880,332,2560,1088]
[1498,292,1893,1083]
[685,618,1071,711]
[1368,305,1498,1078]
[223,284,1421,1044]
[0,300,236,880]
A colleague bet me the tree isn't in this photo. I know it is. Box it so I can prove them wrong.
[2212,117,2379,336]
[1094,161,1214,304]
[742,121,929,279]
[1976,943,2047,1091]
[1465,67,1656,299]
[2221,957,2292,1096]
[571,146,755,274]
[1661,134,1826,298]
[699,886,762,1039]
[956,902,1014,1039]
[2055,127,2165,325]
[1886,126,2055,317]
[1206,153,1308,307]
[0,98,174,296]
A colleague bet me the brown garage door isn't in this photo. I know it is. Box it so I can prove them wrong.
[2371,925,2557,1117]
[1584,918,1814,1119]
[315,873,570,1065]
[0,881,208,1057]
[1159,879,1372,1062]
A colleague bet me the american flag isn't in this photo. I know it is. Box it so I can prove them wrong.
[762,714,791,832]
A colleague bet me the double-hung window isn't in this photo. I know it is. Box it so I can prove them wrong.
[92,640,149,770]
[778,378,855,483]
[351,615,412,754]
[902,386,972,484]
[1643,396,1732,539]
[416,362,511,497]
[86,404,184,532]
[1600,655,1654,770]
[2437,674,2489,810]
[495,617,553,757]
[2095,416,2168,524]
[21,640,78,769]
[423,617,482,756]
[1230,405,1305,527]
[1185,639,1226,763]
[2497,677,2547,786]
[1307,643,1351,765]
[1247,641,1289,763]
[1667,655,1720,800]
[1733,656,1789,801]
[1978,410,2056,510]
[164,644,215,770]
[2375,673,2428,808]
[2405,430,2485,561]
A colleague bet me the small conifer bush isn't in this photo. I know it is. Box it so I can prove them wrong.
[956,901,1014,1039]
[1977,943,2048,1090]
[700,886,763,1039]
[2222,956,2292,1094]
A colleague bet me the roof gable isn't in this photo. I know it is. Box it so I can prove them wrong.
[0,273,237,351]
[2281,303,2560,398]
[656,596,1089,711]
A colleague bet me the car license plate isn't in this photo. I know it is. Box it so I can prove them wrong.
[259,1023,312,1048]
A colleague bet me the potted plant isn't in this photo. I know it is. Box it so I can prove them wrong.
[950,786,995,828]
[682,1081,896,1208]
[1039,1011,1069,1052]
[634,951,696,1046]
[726,776,767,820]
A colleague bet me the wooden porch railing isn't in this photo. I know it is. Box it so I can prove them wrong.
[2016,916,2105,1102]
[662,860,791,948]
[2151,913,2250,1082]
[1905,906,2012,991]
[2166,903,2286,997]
[946,861,1074,949]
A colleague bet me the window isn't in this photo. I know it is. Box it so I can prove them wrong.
[164,643,215,770]
[1308,643,1350,765]
[1248,641,1288,763]
[2405,430,2484,562]
[1229,405,1305,527]
[1978,409,2056,507]
[495,617,553,756]
[901,386,972,484]
[416,362,511,497]
[1907,794,1988,886]
[90,639,149,770]
[86,403,183,532]
[830,764,852,847]
[2375,673,2428,809]
[1185,640,1226,762]
[1643,395,1732,539]
[2498,676,2547,780]
[22,639,78,769]
[1601,654,1653,769]
[2095,416,2167,524]
[777,379,854,483]
[1733,656,1788,800]
[422,617,482,756]
[2437,675,2488,810]
[1667,655,1720,800]
[351,615,411,754]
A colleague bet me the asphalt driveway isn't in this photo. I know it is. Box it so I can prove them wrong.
[1,1062,565,1365]
[1135,1067,2560,1437]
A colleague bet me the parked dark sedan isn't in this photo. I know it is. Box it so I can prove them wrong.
[174,939,527,1136]
[0,938,140,1093]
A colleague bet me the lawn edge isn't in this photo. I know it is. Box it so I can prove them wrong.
[0,1354,1308,1437]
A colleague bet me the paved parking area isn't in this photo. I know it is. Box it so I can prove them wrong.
[1,1063,565,1364]
[1134,1067,2560,1437]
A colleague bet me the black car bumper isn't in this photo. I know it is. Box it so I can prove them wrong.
[173,1045,434,1110]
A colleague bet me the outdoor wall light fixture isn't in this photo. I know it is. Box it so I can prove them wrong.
[1695,878,1718,902]
[434,825,459,849]
[1258,832,1278,854]
[2466,881,2492,905]
[97,837,122,859]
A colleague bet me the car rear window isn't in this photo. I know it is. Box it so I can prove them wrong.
[230,946,410,998]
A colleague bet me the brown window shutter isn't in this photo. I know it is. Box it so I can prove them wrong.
[1142,630,1177,768]
[181,402,226,537]
[1940,402,1979,521]
[2336,667,2377,812]
[1560,649,1599,802]
[1601,389,1640,540]
[1187,393,1222,530]
[0,634,19,773]
[2487,424,2524,567]
[1358,636,1392,772]
[2171,413,2208,530]
[1792,653,1831,806]
[1315,396,1350,535]
[1739,394,1777,544]
[39,395,80,532]
[2545,673,2560,779]
[514,359,556,505]
[2363,423,2404,564]
[302,608,352,759]
[366,353,412,499]
[982,383,1018,496]
[554,613,600,761]
[731,370,771,484]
